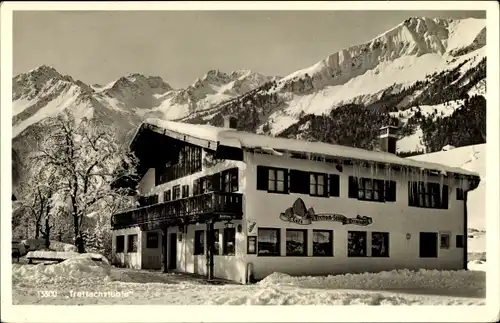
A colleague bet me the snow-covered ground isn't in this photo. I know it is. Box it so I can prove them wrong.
[11,255,485,305]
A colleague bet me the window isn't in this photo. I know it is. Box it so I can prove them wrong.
[419,232,438,258]
[222,168,239,192]
[194,230,205,255]
[286,229,307,256]
[456,188,465,200]
[313,230,333,256]
[172,185,181,200]
[359,178,384,202]
[349,177,396,202]
[146,232,159,249]
[258,228,280,256]
[164,190,171,202]
[247,236,257,254]
[408,181,448,209]
[256,166,288,193]
[213,229,220,255]
[348,231,367,257]
[116,235,125,253]
[310,173,327,197]
[329,174,340,197]
[127,234,138,253]
[440,232,451,249]
[223,228,236,255]
[181,185,189,198]
[371,232,389,257]
[456,235,464,248]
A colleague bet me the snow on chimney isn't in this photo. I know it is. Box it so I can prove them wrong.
[379,125,399,154]
[223,115,238,129]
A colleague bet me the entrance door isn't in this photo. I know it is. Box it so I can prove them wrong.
[419,232,438,258]
[169,233,177,270]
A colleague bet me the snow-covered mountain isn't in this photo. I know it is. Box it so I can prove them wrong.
[12,16,486,161]
[12,66,276,139]
[180,17,486,152]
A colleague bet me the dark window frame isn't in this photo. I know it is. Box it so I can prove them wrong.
[194,230,205,255]
[312,230,333,257]
[371,232,390,257]
[347,231,367,257]
[116,235,125,253]
[408,181,448,209]
[456,234,464,248]
[213,229,220,255]
[286,229,308,256]
[223,228,236,256]
[257,166,289,194]
[172,185,181,200]
[419,232,438,258]
[181,185,189,198]
[127,234,138,253]
[440,232,451,249]
[358,178,385,202]
[257,228,281,256]
[146,232,159,249]
[164,189,171,202]
[222,168,239,193]
[309,173,328,197]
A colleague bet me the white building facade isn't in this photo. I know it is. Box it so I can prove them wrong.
[111,118,480,284]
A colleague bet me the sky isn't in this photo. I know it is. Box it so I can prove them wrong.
[13,10,485,89]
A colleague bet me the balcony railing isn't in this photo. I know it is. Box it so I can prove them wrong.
[111,191,243,230]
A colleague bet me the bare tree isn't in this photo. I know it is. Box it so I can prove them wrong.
[31,110,139,252]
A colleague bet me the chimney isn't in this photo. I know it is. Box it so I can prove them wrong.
[223,115,238,129]
[379,125,399,154]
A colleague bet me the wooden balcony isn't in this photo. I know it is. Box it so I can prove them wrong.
[111,192,243,230]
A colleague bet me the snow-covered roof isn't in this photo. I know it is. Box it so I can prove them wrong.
[140,118,479,178]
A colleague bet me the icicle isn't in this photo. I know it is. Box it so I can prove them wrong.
[370,163,374,177]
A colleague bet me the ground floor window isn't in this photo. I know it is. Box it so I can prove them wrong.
[419,232,438,258]
[312,230,333,256]
[286,229,307,256]
[371,232,389,257]
[223,228,236,255]
[194,230,205,255]
[146,232,159,249]
[213,229,220,255]
[440,232,451,249]
[258,228,280,256]
[116,235,125,253]
[127,234,138,253]
[456,234,464,248]
[348,231,367,257]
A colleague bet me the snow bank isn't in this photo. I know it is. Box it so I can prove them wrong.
[468,260,486,272]
[258,269,485,294]
[22,239,77,252]
[13,253,111,284]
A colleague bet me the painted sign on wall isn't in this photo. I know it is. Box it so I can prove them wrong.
[279,198,373,226]
[247,219,257,235]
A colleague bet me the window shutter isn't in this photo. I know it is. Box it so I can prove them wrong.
[283,169,289,193]
[329,174,340,197]
[193,179,199,195]
[256,166,268,191]
[385,180,396,202]
[290,170,309,194]
[348,176,358,198]
[441,185,449,209]
[212,173,221,192]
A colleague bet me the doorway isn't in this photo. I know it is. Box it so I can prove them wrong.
[419,232,438,258]
[169,233,177,270]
